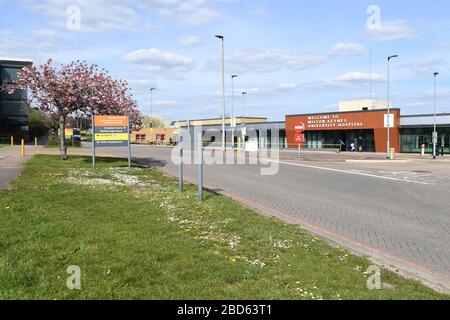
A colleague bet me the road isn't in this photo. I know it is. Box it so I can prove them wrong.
[114,145,449,292]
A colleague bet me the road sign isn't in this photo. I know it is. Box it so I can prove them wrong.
[294,122,304,134]
[384,114,395,128]
[295,134,305,143]
[432,131,438,144]
[231,117,237,128]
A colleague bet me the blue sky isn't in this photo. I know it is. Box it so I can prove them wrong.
[1,0,450,122]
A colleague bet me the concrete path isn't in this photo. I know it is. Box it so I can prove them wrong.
[0,146,41,189]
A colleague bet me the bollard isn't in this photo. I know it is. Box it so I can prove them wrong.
[35,137,38,148]
[10,136,14,147]
[179,147,184,192]
[21,139,25,157]
[389,148,395,160]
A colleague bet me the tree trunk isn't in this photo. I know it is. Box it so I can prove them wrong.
[59,114,68,160]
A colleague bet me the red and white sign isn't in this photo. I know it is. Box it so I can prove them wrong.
[295,134,305,144]
[294,122,304,134]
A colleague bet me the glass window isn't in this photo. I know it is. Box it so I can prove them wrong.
[401,128,450,154]
[0,100,27,116]
[0,67,21,81]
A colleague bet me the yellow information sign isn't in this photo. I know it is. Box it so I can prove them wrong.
[95,133,129,141]
[65,128,74,137]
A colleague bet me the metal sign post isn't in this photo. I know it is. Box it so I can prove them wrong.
[179,147,184,192]
[92,114,96,170]
[198,135,203,203]
[127,116,132,169]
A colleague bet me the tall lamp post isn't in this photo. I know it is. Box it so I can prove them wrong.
[231,75,238,150]
[386,54,398,159]
[215,35,226,151]
[433,72,439,159]
[150,87,156,145]
[149,88,156,128]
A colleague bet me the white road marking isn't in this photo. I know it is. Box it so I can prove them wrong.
[261,158,433,186]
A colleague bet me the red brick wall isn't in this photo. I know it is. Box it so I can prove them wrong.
[285,109,401,153]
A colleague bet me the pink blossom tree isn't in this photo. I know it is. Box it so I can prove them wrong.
[2,59,142,160]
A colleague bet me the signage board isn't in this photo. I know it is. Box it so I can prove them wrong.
[231,117,237,128]
[295,134,305,144]
[65,128,74,137]
[92,115,131,170]
[294,122,304,134]
[94,115,130,148]
[384,114,395,128]
[432,131,438,144]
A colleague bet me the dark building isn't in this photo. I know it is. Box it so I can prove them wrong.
[0,58,33,139]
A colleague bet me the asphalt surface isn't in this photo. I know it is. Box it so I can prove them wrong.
[123,146,450,292]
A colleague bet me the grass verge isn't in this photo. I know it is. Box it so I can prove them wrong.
[0,155,448,300]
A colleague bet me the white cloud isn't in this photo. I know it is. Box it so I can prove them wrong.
[143,100,178,108]
[126,78,159,93]
[15,0,222,32]
[400,58,447,77]
[334,72,386,83]
[0,29,89,62]
[178,35,202,47]
[178,7,219,26]
[209,42,368,74]
[249,7,267,16]
[242,83,298,96]
[301,71,385,91]
[219,49,329,73]
[122,48,195,73]
[366,20,417,41]
[330,43,367,56]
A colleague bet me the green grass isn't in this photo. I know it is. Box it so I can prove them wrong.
[0,155,448,300]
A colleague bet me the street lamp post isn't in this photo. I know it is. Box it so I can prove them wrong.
[215,35,226,151]
[231,75,238,150]
[150,88,156,145]
[150,88,156,128]
[433,72,440,159]
[386,55,398,159]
